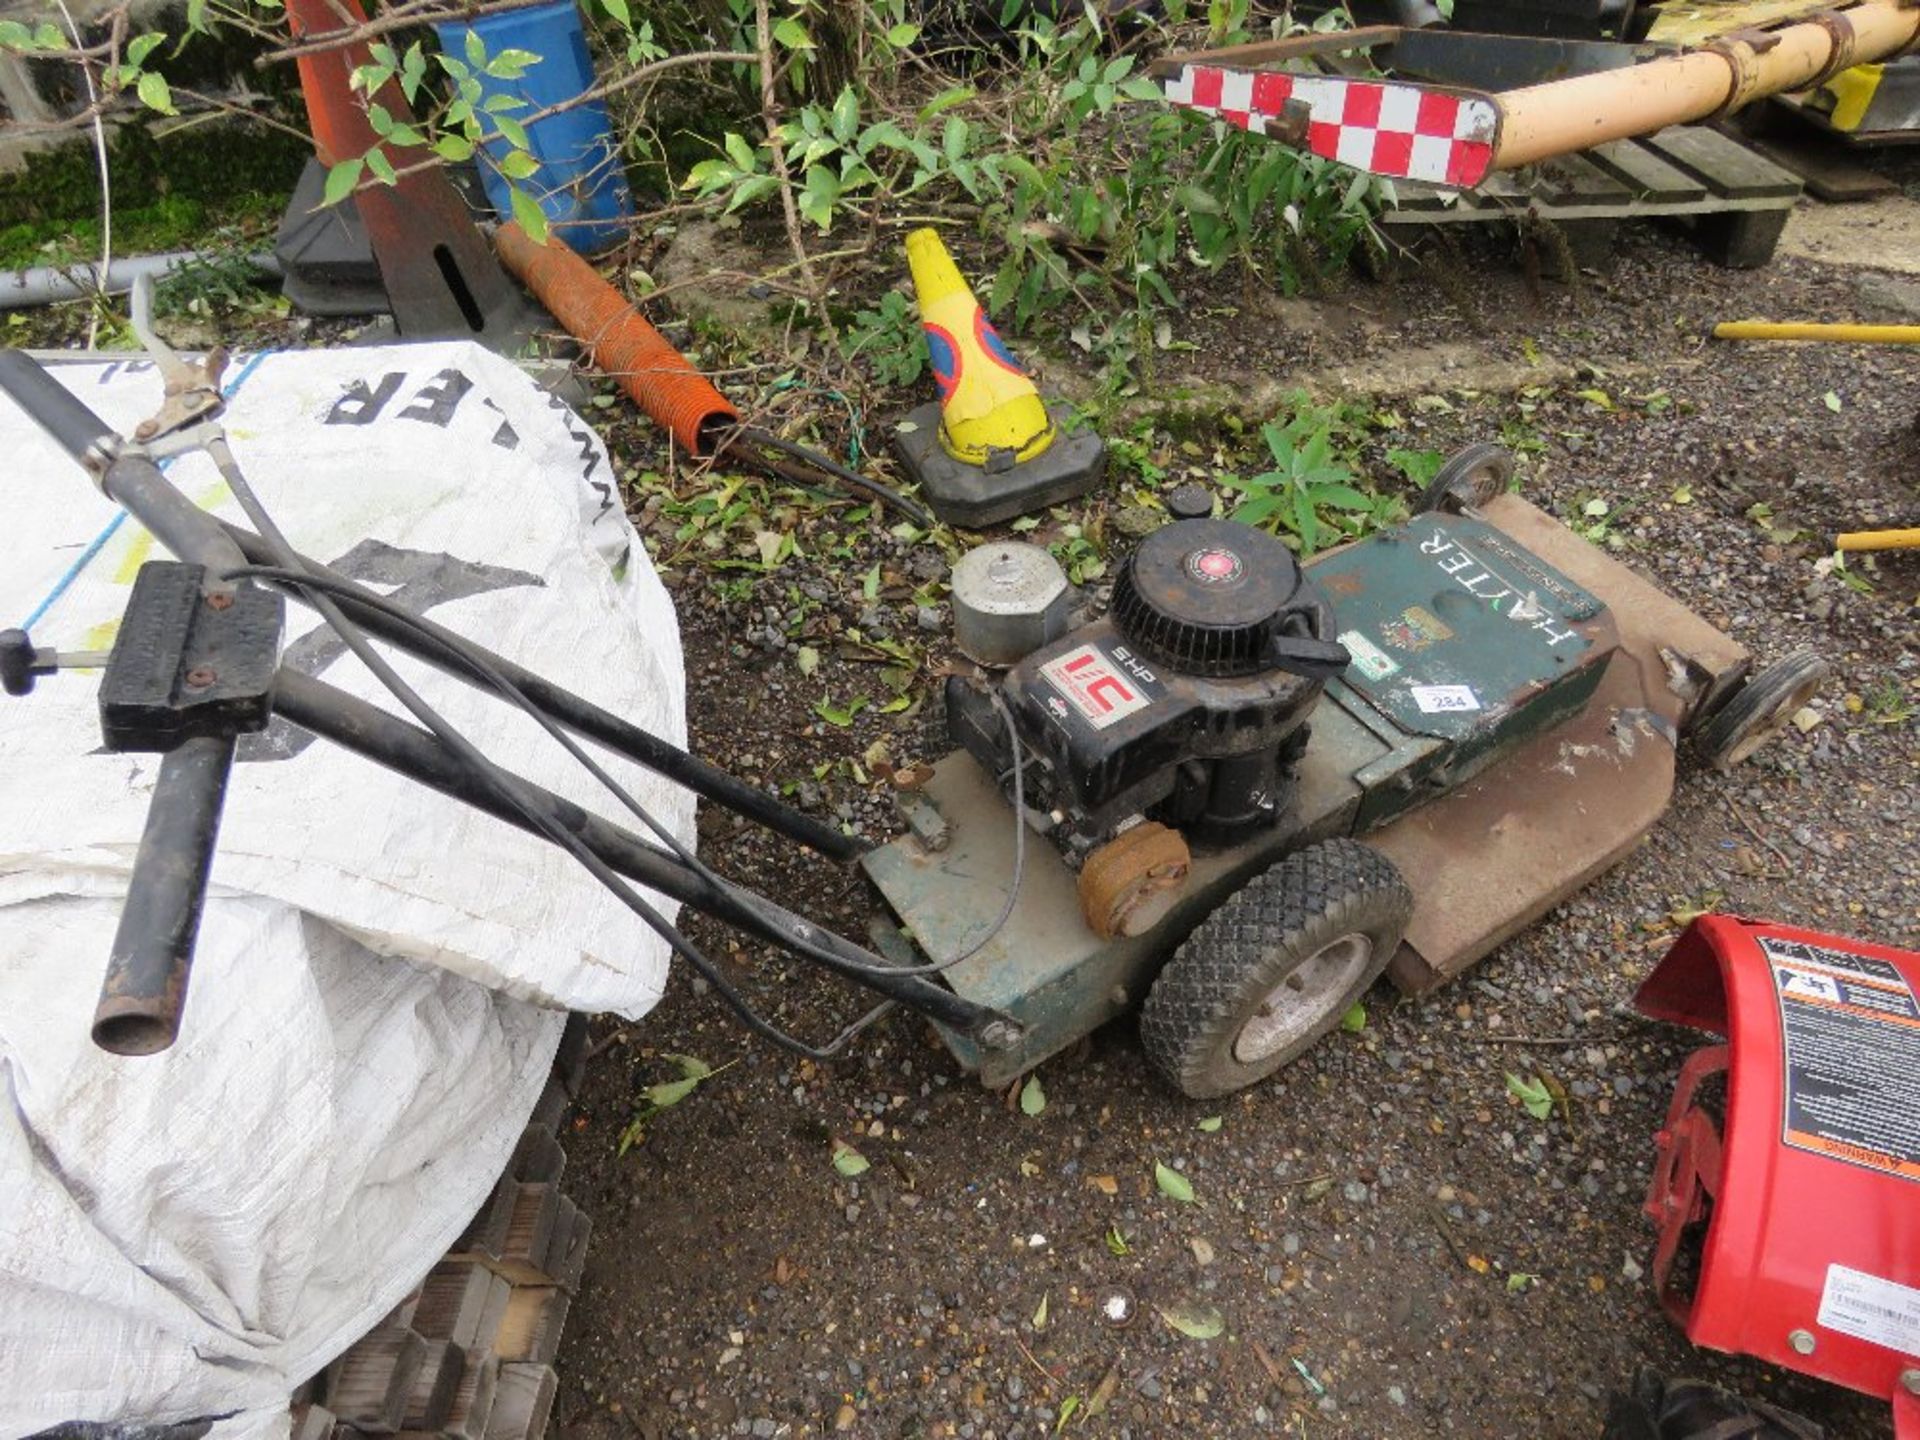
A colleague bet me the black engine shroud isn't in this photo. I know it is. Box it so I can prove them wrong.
[947,517,1345,860]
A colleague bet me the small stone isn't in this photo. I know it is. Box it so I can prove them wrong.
[1388,1386,1408,1407]
[835,1404,857,1432]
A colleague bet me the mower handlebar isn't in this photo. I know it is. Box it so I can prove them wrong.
[0,349,116,464]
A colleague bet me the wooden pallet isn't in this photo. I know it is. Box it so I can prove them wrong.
[291,1014,591,1440]
[1383,123,1804,268]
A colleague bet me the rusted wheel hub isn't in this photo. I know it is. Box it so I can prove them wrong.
[1078,821,1192,940]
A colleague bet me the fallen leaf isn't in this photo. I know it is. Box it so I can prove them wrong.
[1158,1299,1225,1339]
[1032,1292,1049,1330]
[1505,1071,1554,1121]
[1020,1074,1046,1116]
[1823,390,1842,412]
[1154,1162,1196,1204]
[1339,1002,1367,1033]
[1197,1115,1223,1133]
[1089,1174,1119,1196]
[831,1141,869,1177]
[795,645,819,677]
[1084,1365,1120,1419]
[1466,1254,1491,1275]
[1053,1395,1080,1433]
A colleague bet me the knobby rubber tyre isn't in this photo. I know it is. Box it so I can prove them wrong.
[1140,839,1414,1099]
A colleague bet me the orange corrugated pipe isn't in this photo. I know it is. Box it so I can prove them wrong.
[496,220,738,455]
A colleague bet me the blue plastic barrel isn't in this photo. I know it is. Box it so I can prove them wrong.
[433,0,635,254]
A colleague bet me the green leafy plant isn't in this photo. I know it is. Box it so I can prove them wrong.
[676,3,1387,384]
[1047,524,1106,584]
[1386,447,1446,488]
[1861,679,1914,726]
[842,289,925,387]
[1223,405,1375,556]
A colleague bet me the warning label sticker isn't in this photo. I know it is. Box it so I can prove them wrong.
[1338,630,1399,682]
[1818,1265,1920,1359]
[1039,643,1156,731]
[1763,935,1920,1183]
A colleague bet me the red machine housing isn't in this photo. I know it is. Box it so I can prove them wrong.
[1635,915,1920,1436]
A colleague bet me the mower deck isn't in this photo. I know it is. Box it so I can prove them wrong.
[864,496,1749,1086]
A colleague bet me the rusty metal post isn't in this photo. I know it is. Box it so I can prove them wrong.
[286,0,530,338]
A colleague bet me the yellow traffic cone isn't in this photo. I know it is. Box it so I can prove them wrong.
[906,227,1055,467]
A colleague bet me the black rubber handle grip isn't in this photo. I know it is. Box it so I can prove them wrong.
[0,350,114,464]
[93,734,236,1056]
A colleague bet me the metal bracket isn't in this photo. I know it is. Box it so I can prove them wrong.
[128,272,228,444]
[99,560,283,752]
[1803,8,1863,86]
[1704,26,1788,115]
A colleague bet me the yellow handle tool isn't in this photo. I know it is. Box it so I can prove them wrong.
[1836,527,1920,553]
[1713,321,1920,344]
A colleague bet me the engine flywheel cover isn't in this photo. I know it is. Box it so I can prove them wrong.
[1110,518,1320,677]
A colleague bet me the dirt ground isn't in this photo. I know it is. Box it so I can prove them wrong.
[500,149,1920,1440]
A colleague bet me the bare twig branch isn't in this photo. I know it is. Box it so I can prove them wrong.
[257,0,556,65]
[753,0,833,343]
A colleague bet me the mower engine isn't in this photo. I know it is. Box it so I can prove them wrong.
[945,490,1350,937]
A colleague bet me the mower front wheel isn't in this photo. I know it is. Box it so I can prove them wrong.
[1413,442,1514,515]
[1693,649,1829,771]
[1140,839,1414,1099]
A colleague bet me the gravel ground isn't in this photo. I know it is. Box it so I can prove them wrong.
[451,149,1920,1440]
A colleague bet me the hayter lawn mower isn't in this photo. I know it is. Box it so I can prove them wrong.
[863,452,1826,1096]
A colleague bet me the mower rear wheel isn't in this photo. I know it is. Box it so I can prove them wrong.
[1140,839,1414,1099]
[1693,650,1829,771]
[1413,442,1514,515]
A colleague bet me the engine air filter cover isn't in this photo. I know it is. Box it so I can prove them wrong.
[1111,518,1316,677]
[951,541,1072,666]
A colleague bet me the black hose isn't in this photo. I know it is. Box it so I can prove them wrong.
[727,424,936,530]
